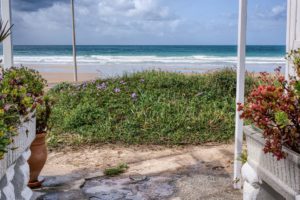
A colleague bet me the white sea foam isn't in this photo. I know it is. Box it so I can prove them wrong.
[10,55,285,66]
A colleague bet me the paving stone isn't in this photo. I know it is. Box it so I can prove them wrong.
[82,176,176,200]
[35,190,86,200]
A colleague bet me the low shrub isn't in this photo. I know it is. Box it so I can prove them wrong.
[47,69,256,147]
[239,67,300,160]
[0,66,46,159]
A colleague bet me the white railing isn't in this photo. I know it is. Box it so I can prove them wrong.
[0,116,35,200]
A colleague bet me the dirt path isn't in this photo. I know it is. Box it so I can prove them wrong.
[33,144,242,200]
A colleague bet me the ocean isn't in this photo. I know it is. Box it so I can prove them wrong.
[4,45,286,76]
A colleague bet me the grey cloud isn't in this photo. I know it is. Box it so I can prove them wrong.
[12,0,69,12]
[12,0,182,44]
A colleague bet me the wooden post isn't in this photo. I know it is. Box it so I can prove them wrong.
[234,0,247,189]
[1,0,13,68]
[71,0,78,82]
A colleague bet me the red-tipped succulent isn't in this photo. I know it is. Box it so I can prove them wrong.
[239,67,300,160]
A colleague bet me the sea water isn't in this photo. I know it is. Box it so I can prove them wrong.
[1,45,286,76]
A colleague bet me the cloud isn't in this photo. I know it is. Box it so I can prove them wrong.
[270,5,286,20]
[12,0,69,12]
[10,0,286,45]
[12,0,181,44]
[254,4,286,20]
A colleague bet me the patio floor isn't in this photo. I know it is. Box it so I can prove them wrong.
[32,144,242,200]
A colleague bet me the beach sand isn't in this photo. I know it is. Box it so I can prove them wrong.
[41,72,98,84]
[40,72,98,90]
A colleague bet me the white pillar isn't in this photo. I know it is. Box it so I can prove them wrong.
[234,0,247,189]
[285,0,291,80]
[1,0,13,68]
[242,163,261,200]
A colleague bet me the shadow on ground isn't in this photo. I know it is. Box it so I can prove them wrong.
[32,145,242,200]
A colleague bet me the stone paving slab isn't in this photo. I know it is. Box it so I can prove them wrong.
[32,163,241,200]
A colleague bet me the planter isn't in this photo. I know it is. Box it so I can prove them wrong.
[28,132,48,188]
[243,126,300,200]
[0,115,36,200]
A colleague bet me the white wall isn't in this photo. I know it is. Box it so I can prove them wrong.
[286,0,300,77]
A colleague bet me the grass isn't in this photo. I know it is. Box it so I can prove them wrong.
[47,68,256,147]
[104,163,129,176]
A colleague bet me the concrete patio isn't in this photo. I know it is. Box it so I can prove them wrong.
[32,144,241,200]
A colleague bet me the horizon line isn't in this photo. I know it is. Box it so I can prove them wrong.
[9,44,286,46]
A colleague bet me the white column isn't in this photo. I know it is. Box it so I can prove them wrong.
[234,0,247,189]
[285,0,291,80]
[1,0,13,68]
[241,163,261,200]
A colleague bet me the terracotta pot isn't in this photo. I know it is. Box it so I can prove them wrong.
[28,132,48,188]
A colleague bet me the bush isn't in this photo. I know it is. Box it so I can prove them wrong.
[48,69,256,146]
[0,66,46,159]
[1,66,46,116]
[239,67,300,160]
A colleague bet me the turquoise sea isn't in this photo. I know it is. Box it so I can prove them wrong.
[10,45,285,57]
[3,45,286,75]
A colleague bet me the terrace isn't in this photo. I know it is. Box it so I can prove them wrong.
[0,0,299,200]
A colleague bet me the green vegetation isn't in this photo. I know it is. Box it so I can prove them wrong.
[104,163,129,176]
[47,69,256,147]
[0,67,45,159]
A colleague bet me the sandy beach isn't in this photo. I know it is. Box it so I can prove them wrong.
[40,72,98,84]
[28,63,215,86]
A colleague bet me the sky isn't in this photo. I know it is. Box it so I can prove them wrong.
[9,0,287,45]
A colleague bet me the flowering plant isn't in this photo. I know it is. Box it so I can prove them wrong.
[0,99,18,159]
[0,67,46,159]
[238,67,300,160]
[1,67,46,115]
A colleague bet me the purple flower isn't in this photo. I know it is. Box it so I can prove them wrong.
[97,82,107,90]
[114,88,121,93]
[4,104,11,111]
[140,79,145,83]
[131,92,137,101]
[81,82,88,89]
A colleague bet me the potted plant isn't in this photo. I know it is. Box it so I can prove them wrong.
[28,95,53,188]
[0,21,21,160]
[0,82,19,160]
[0,66,45,157]
[0,66,47,188]
[238,67,300,198]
